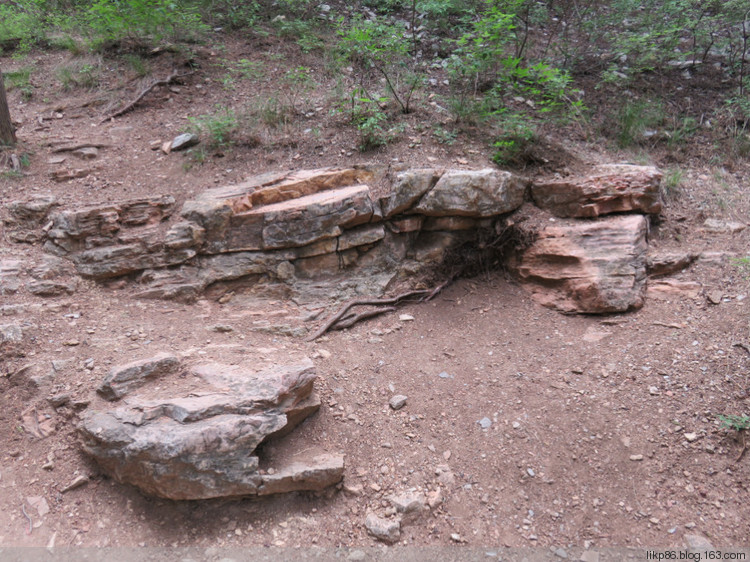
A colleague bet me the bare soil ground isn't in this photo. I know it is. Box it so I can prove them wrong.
[1,33,749,554]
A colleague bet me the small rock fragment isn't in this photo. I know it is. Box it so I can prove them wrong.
[629,454,644,461]
[388,491,428,524]
[61,475,89,493]
[684,533,714,551]
[389,395,407,410]
[707,291,723,305]
[169,133,200,152]
[364,512,400,544]
[427,487,443,509]
[478,417,492,429]
[685,432,698,442]
[399,314,414,321]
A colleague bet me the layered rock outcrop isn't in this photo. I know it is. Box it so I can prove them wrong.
[16,163,667,314]
[80,355,343,500]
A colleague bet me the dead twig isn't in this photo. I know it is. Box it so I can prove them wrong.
[733,342,750,355]
[22,503,32,535]
[51,142,111,153]
[736,432,748,463]
[99,69,193,124]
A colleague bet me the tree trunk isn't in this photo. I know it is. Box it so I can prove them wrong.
[0,66,17,146]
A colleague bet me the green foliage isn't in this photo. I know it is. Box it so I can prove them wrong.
[615,99,665,148]
[433,125,457,145]
[718,414,750,432]
[4,68,34,100]
[661,168,684,201]
[338,15,421,114]
[84,0,208,49]
[0,0,47,51]
[491,110,536,166]
[188,106,238,149]
[56,58,101,90]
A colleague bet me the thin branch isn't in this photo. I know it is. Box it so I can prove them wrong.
[99,69,193,124]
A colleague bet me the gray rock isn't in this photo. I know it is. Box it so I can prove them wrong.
[381,169,443,217]
[414,169,527,217]
[702,219,746,234]
[170,133,200,151]
[478,417,492,429]
[0,260,23,295]
[80,359,334,500]
[258,454,344,495]
[97,352,180,400]
[684,533,714,551]
[389,395,408,410]
[532,164,662,218]
[364,512,401,544]
[388,491,428,524]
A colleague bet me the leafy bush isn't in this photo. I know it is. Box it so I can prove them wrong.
[188,106,238,149]
[84,0,208,49]
[56,58,102,90]
[0,0,47,51]
[491,110,536,166]
[338,15,421,114]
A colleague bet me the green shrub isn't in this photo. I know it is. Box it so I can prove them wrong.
[661,168,684,201]
[84,0,208,49]
[338,15,421,114]
[4,68,34,100]
[188,106,238,149]
[56,58,102,90]
[491,110,536,167]
[0,0,47,51]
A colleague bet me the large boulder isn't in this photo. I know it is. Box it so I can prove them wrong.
[518,214,649,313]
[413,169,528,217]
[80,358,343,500]
[531,164,662,218]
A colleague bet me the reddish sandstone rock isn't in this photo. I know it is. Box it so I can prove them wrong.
[518,214,648,313]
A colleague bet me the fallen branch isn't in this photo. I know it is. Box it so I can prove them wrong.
[21,503,32,535]
[51,142,110,153]
[99,69,193,124]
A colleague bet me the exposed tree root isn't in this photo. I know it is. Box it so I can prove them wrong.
[99,69,193,124]
[306,279,452,342]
